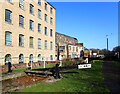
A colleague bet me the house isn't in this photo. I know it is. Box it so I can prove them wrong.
[55,32,84,60]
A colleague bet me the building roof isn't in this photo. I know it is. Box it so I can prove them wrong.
[90,48,99,53]
[76,43,84,46]
[45,0,56,9]
[56,32,78,41]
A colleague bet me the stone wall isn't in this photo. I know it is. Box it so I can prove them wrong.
[56,32,78,44]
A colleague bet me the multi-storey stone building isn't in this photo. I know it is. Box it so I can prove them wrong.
[0,0,56,65]
[55,32,84,60]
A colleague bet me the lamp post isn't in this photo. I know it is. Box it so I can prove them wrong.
[106,35,108,50]
[106,33,112,51]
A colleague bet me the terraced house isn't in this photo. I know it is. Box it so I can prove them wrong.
[0,0,56,65]
[55,32,84,60]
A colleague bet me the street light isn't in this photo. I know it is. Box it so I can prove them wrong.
[106,35,108,50]
[106,33,112,51]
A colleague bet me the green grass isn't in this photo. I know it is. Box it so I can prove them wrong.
[2,68,27,74]
[2,61,75,73]
[112,61,120,67]
[14,60,110,93]
[2,63,59,73]
[32,62,60,69]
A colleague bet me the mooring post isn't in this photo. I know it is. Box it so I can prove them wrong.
[59,61,62,66]
[55,64,60,79]
[59,55,62,66]
[31,60,32,69]
[8,62,12,73]
[44,58,46,68]
[86,58,88,63]
[26,61,28,68]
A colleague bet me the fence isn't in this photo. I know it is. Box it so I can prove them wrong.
[1,58,83,71]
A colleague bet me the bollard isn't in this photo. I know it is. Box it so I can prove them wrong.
[31,60,32,69]
[59,55,62,67]
[44,60,46,68]
[59,61,62,67]
[86,58,88,63]
[54,64,60,79]
[8,62,12,73]
[26,61,28,68]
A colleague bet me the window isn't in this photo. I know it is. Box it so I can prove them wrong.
[50,7,53,14]
[38,9,41,18]
[50,17,53,24]
[19,15,24,27]
[45,27,47,35]
[29,54,33,62]
[19,54,24,64]
[50,41,53,50]
[76,47,78,52]
[19,0,24,9]
[29,20,34,30]
[8,0,12,2]
[38,38,41,49]
[45,40,47,49]
[69,55,71,58]
[38,24,41,33]
[30,4,34,14]
[50,55,53,61]
[29,37,33,48]
[50,29,53,37]
[60,46,65,52]
[45,3,47,10]
[5,9,12,23]
[38,0,41,5]
[55,46,57,51]
[42,57,44,61]
[19,34,24,47]
[5,54,11,65]
[69,46,71,51]
[5,31,12,46]
[73,47,75,52]
[45,14,47,22]
[38,54,41,62]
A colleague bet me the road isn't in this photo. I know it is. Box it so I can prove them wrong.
[102,61,120,93]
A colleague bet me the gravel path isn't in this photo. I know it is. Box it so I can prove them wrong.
[102,61,120,93]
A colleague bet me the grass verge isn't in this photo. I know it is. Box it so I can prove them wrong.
[2,61,75,73]
[112,61,120,67]
[2,63,59,73]
[14,60,110,93]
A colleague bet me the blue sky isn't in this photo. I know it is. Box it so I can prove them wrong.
[50,2,118,51]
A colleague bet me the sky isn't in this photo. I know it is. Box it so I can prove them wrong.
[50,2,118,51]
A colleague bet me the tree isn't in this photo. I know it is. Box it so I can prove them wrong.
[112,46,120,60]
[66,44,69,58]
[56,43,60,60]
[112,46,120,52]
